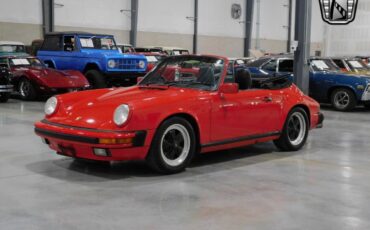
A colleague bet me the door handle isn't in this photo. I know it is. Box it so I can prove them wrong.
[263,96,273,102]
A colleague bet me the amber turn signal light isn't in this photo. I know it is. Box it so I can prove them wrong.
[99,138,133,145]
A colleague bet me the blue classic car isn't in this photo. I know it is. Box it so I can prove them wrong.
[37,32,147,88]
[246,56,370,111]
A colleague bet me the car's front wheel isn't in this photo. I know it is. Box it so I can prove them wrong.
[18,79,36,100]
[331,88,357,111]
[85,70,107,89]
[274,107,309,151]
[147,117,196,174]
[0,93,10,103]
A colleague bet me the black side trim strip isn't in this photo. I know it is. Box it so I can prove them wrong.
[201,131,281,148]
[35,128,99,144]
[41,119,130,133]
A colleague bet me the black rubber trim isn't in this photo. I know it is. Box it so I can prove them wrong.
[317,112,324,128]
[35,127,147,146]
[133,131,147,147]
[201,131,281,148]
[41,119,129,133]
[35,127,99,144]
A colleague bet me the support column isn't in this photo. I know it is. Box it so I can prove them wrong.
[193,0,198,54]
[42,0,54,35]
[293,0,312,94]
[244,0,254,57]
[130,0,139,46]
[287,0,293,53]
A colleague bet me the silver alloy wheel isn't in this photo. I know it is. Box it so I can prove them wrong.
[19,80,31,97]
[333,91,350,109]
[160,124,191,167]
[287,112,306,146]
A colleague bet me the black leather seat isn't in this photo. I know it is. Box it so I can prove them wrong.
[235,69,252,90]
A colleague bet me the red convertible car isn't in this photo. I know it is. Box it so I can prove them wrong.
[34,55,323,174]
[0,55,90,100]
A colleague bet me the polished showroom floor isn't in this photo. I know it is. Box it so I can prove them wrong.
[1,99,370,230]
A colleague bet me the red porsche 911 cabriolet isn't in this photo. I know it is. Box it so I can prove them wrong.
[0,55,90,100]
[34,55,323,174]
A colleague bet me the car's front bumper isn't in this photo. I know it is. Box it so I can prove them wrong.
[361,88,370,101]
[0,85,13,93]
[34,120,153,161]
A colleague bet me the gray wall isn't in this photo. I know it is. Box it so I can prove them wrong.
[0,0,326,57]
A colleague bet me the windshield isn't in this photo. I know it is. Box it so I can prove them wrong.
[0,45,25,53]
[139,56,225,91]
[310,59,339,72]
[9,57,44,67]
[79,36,117,50]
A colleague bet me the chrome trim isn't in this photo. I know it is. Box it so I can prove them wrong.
[0,85,13,92]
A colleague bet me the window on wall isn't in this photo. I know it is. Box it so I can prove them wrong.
[41,36,62,51]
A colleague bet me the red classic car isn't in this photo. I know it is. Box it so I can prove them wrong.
[0,55,90,100]
[34,55,323,174]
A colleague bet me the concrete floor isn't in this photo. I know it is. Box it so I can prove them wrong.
[1,99,370,230]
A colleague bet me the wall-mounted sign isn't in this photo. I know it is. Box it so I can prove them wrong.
[231,3,242,20]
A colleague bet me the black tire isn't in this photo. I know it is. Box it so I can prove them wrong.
[84,70,107,89]
[18,78,37,100]
[331,88,357,111]
[0,93,10,103]
[274,107,309,151]
[146,117,196,174]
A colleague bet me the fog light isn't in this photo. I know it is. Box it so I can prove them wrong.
[99,138,133,144]
[93,148,110,157]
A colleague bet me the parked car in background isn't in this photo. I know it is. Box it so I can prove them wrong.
[356,56,370,67]
[116,43,135,53]
[0,55,90,100]
[135,47,164,53]
[26,39,44,56]
[331,57,370,75]
[134,52,167,72]
[37,32,147,88]
[157,47,190,56]
[0,66,13,102]
[0,41,26,56]
[246,56,370,111]
[34,55,323,174]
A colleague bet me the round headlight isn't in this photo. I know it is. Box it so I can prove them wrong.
[113,104,130,126]
[138,60,145,69]
[108,59,116,68]
[45,96,58,116]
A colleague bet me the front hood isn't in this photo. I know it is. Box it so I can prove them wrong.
[80,49,145,60]
[16,66,89,88]
[48,86,205,129]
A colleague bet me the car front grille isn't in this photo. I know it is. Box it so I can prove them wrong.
[113,59,143,70]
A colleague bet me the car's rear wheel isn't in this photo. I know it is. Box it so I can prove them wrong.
[18,79,36,100]
[85,70,107,89]
[331,88,357,111]
[146,117,196,174]
[0,93,10,103]
[274,107,309,151]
